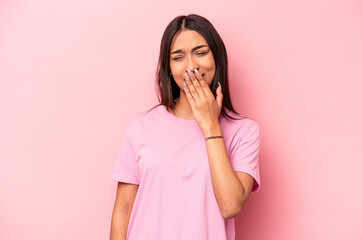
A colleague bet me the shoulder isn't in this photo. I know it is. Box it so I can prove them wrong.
[220,109,260,139]
[126,104,162,129]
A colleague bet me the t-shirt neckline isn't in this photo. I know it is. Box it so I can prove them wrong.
[157,105,201,127]
[156,104,224,127]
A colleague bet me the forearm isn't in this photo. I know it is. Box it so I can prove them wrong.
[110,210,131,240]
[204,123,245,219]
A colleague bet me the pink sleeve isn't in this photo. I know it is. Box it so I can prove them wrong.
[110,117,140,185]
[230,121,261,192]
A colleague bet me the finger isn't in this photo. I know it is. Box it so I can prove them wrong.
[185,72,201,101]
[216,81,223,109]
[187,69,206,99]
[194,69,214,98]
[183,80,197,108]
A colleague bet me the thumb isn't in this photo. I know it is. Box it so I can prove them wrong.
[216,81,223,109]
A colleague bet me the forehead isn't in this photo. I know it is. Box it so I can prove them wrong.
[170,30,208,51]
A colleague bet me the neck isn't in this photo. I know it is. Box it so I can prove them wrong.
[170,91,194,120]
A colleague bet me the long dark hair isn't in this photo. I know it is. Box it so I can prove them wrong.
[149,14,244,121]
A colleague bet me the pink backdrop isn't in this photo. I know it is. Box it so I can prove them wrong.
[1,0,363,239]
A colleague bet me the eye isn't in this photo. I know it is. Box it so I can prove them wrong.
[196,51,208,56]
[172,56,183,61]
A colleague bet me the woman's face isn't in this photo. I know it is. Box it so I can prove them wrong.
[169,29,216,89]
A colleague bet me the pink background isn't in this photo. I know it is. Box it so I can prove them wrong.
[1,0,363,239]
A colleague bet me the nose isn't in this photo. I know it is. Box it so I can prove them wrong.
[185,65,200,73]
[184,58,200,72]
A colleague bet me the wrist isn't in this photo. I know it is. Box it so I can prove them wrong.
[203,123,222,138]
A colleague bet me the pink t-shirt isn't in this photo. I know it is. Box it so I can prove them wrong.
[110,104,261,240]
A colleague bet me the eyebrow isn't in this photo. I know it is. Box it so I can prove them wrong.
[170,44,209,55]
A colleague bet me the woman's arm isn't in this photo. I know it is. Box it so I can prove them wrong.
[204,124,255,219]
[110,182,138,240]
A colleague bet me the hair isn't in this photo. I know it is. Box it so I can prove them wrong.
[148,14,244,121]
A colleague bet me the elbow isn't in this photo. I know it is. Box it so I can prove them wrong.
[220,204,243,219]
[220,185,252,219]
[220,198,249,219]
[221,207,241,219]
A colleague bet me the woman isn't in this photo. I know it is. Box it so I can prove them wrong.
[110,14,261,240]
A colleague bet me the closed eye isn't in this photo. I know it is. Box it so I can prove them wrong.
[171,51,209,61]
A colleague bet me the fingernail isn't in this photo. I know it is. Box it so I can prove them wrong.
[185,73,191,81]
[218,81,222,90]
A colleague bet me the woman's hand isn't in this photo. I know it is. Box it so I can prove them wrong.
[183,68,223,136]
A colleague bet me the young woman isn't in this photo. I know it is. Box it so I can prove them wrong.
[110,14,261,240]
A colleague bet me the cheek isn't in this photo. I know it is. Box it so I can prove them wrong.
[200,56,215,73]
[206,59,216,74]
[208,57,216,70]
[170,64,185,78]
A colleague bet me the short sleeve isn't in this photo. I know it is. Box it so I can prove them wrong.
[230,121,261,192]
[110,117,140,185]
